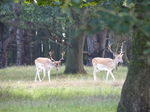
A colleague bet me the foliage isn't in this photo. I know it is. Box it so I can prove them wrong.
[21,4,71,27]
[21,0,150,35]
[0,0,14,20]
[0,1,72,61]
[0,0,11,5]
[24,0,103,7]
[22,0,150,64]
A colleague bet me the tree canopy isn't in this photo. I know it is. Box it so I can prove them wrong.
[21,0,150,62]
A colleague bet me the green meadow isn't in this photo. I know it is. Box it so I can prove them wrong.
[0,66,127,112]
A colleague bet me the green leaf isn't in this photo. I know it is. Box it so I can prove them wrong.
[144,49,150,54]
[24,0,34,4]
[89,2,97,6]
[14,0,19,3]
[144,42,150,55]
[142,23,150,36]
[73,0,81,4]
[126,0,133,4]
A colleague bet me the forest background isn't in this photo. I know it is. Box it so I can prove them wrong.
[0,0,150,112]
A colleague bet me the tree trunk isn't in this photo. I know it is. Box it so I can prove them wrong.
[86,30,108,66]
[117,28,150,112]
[16,29,24,66]
[23,30,32,65]
[117,1,150,112]
[0,22,5,68]
[64,30,87,74]
[2,26,16,67]
[64,7,88,74]
[14,0,24,66]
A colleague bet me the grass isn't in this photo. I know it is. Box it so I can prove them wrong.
[0,66,127,112]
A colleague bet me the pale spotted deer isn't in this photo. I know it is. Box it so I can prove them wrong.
[92,43,123,81]
[34,52,65,82]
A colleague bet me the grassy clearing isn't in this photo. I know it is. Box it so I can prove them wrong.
[0,66,127,112]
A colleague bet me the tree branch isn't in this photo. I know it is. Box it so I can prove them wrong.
[46,26,72,48]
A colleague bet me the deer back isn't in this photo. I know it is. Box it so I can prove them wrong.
[35,58,54,68]
[92,58,114,67]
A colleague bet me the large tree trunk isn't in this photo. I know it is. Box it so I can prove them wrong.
[117,28,150,112]
[64,7,88,74]
[64,30,87,74]
[117,1,150,112]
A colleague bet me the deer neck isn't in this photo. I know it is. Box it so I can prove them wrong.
[112,58,119,67]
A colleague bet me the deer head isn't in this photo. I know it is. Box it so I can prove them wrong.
[108,43,123,63]
[49,51,65,70]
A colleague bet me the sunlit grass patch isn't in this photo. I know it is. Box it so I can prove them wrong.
[0,65,127,112]
[0,66,35,81]
[0,82,121,100]
[0,84,121,112]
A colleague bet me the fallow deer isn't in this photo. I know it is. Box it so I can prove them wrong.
[92,43,123,81]
[34,52,65,82]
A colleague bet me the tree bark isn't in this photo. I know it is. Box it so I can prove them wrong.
[14,0,23,66]
[16,28,24,66]
[117,1,150,111]
[0,22,5,68]
[64,7,88,74]
[2,26,16,67]
[23,30,32,65]
[117,27,150,112]
[64,30,87,74]
[86,30,108,66]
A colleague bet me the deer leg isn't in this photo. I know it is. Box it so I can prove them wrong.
[109,71,116,81]
[35,68,42,82]
[106,71,109,82]
[37,69,42,82]
[35,67,38,82]
[48,69,51,82]
[41,69,46,81]
[93,67,98,81]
